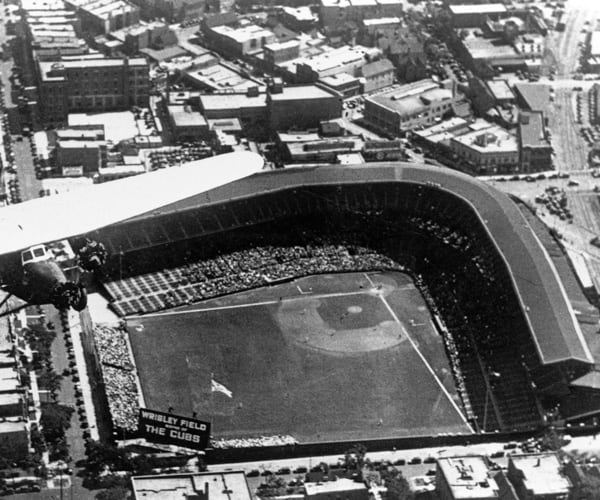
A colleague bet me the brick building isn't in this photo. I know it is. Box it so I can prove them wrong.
[36,56,149,125]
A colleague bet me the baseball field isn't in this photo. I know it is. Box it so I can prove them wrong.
[127,271,472,442]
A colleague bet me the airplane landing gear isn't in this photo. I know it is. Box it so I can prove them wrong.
[51,282,87,311]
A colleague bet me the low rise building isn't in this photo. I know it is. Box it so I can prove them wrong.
[513,83,549,112]
[268,84,342,131]
[280,6,318,32]
[167,105,209,141]
[64,0,140,34]
[199,89,268,123]
[359,58,394,92]
[319,0,403,29]
[36,56,149,125]
[56,126,105,141]
[264,40,301,67]
[132,471,252,500]
[55,139,108,174]
[108,21,177,55]
[0,420,29,461]
[319,72,361,97]
[449,120,518,174]
[284,135,364,163]
[364,79,456,135]
[0,393,25,418]
[518,111,552,172]
[507,454,571,500]
[362,139,404,161]
[182,60,264,92]
[206,23,276,57]
[448,3,507,28]
[486,79,515,106]
[296,45,382,83]
[437,456,500,500]
[305,478,368,500]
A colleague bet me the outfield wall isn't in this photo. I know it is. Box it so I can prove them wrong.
[204,430,539,464]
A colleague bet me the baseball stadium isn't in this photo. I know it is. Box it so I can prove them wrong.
[77,161,600,453]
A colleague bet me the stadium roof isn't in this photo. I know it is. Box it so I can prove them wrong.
[126,162,593,366]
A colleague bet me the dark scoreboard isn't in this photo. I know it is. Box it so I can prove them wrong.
[138,408,211,450]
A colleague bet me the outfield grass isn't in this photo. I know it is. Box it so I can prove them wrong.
[127,272,471,442]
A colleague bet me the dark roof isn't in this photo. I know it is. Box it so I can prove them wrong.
[361,58,394,77]
[519,111,549,148]
[139,45,188,62]
[123,162,594,366]
[201,12,238,29]
[513,83,549,112]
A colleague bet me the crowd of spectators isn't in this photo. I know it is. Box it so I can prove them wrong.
[94,325,133,370]
[102,365,140,431]
[93,325,140,431]
[106,241,404,316]
[211,435,298,449]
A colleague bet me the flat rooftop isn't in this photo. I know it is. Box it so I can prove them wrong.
[131,471,252,500]
[519,112,549,148]
[367,79,452,117]
[264,39,301,51]
[298,45,375,73]
[304,479,367,496]
[21,0,65,10]
[463,37,519,61]
[513,83,549,112]
[185,63,261,92]
[449,3,507,15]
[487,79,515,101]
[57,139,106,148]
[199,92,267,111]
[0,420,27,434]
[438,456,499,500]
[211,24,274,44]
[65,0,137,19]
[509,454,571,496]
[269,84,337,101]
[0,393,23,407]
[452,124,517,154]
[320,72,360,87]
[168,105,208,128]
[0,367,19,392]
[363,17,401,26]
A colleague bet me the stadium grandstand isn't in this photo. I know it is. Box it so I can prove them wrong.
[76,162,597,442]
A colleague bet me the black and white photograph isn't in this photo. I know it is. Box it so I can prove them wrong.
[0,0,599,498]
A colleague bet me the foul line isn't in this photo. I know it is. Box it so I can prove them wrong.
[128,290,369,319]
[364,273,473,431]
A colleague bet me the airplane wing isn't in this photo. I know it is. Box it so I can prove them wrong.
[0,151,264,256]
